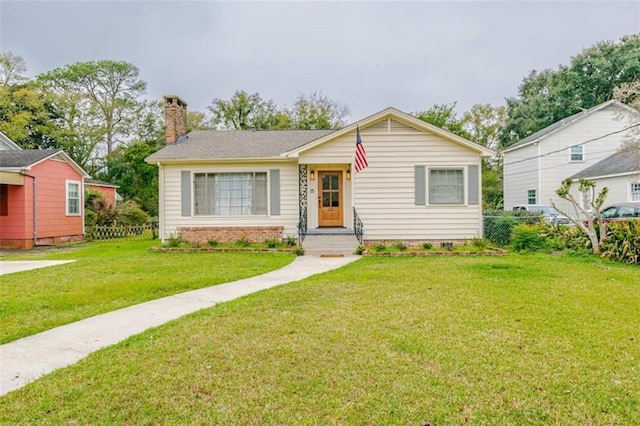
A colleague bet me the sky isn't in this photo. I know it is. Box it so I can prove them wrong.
[1,1,639,122]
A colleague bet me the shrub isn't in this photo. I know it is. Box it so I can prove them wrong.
[511,224,547,252]
[294,247,305,256]
[372,243,387,252]
[355,245,366,255]
[601,220,640,264]
[85,209,98,228]
[85,189,116,225]
[165,233,182,248]
[116,200,149,225]
[207,239,219,247]
[483,211,522,247]
[235,236,251,247]
[264,239,279,248]
[393,241,407,251]
[471,237,489,250]
[285,235,297,246]
[422,242,434,250]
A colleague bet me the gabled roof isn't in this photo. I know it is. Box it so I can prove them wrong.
[85,178,119,188]
[0,132,22,151]
[146,129,333,162]
[502,100,639,154]
[0,149,90,177]
[571,151,640,179]
[284,107,494,158]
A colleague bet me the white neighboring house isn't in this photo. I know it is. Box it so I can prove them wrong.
[146,96,494,252]
[502,100,640,213]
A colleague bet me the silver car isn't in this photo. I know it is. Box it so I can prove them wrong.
[512,204,571,225]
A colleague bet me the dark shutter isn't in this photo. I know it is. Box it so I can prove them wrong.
[181,170,191,216]
[270,169,280,215]
[415,165,426,205]
[467,165,479,205]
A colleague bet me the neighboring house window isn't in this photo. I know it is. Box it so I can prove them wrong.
[570,145,584,161]
[194,172,267,215]
[66,181,81,215]
[429,169,463,204]
[527,189,537,205]
[0,184,8,216]
[630,183,640,202]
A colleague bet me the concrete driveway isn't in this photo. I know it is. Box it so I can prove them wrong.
[0,260,76,275]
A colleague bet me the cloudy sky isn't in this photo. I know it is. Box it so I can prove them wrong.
[1,1,638,121]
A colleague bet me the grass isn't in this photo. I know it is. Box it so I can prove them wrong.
[0,240,294,343]
[1,253,638,423]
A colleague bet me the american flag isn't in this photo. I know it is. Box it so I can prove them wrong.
[354,126,368,173]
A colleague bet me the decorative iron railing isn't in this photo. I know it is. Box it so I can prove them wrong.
[353,207,364,245]
[298,164,308,245]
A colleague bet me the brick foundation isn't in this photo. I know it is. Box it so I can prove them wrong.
[0,234,84,250]
[177,226,285,245]
[364,239,468,248]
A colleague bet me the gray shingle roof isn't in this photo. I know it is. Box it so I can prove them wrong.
[0,149,62,168]
[571,151,640,179]
[146,129,335,161]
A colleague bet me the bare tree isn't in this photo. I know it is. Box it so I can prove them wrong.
[553,178,608,253]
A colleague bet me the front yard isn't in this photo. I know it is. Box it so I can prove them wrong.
[1,250,638,423]
[0,240,294,343]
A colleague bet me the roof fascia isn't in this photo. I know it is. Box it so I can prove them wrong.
[145,157,298,165]
[0,132,22,150]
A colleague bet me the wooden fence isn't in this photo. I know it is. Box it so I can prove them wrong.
[85,223,158,241]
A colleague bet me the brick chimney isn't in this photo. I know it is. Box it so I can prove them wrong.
[163,95,188,144]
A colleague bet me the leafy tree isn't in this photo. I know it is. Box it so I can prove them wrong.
[102,138,163,216]
[613,80,640,162]
[462,104,506,150]
[287,92,349,129]
[0,52,60,149]
[37,60,147,155]
[208,90,286,130]
[413,103,471,139]
[500,34,640,148]
[187,110,215,132]
[0,51,28,86]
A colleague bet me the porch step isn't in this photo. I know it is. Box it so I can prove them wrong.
[302,233,359,256]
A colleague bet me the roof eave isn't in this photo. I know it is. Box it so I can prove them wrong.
[145,156,298,164]
[284,107,494,158]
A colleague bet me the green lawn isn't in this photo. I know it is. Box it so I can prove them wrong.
[0,240,294,343]
[1,253,638,424]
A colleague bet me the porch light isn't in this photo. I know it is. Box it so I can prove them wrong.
[346,168,351,180]
[310,170,315,180]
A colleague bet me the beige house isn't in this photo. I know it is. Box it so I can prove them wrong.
[146,96,493,254]
[502,100,639,212]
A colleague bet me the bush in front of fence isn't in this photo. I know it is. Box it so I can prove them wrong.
[483,211,542,247]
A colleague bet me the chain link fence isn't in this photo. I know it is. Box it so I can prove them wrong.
[483,212,544,247]
[85,223,158,241]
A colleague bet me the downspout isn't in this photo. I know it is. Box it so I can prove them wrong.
[536,141,541,204]
[22,173,37,246]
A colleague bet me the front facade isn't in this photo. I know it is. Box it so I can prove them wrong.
[0,133,89,249]
[147,97,493,249]
[502,101,639,212]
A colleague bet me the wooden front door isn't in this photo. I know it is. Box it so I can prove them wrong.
[318,171,343,227]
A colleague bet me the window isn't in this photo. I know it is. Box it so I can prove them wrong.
[66,181,81,215]
[527,189,537,205]
[570,145,584,161]
[194,172,267,215]
[0,184,8,216]
[429,169,463,204]
[630,183,640,202]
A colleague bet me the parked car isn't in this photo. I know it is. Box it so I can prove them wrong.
[512,204,571,225]
[599,202,640,222]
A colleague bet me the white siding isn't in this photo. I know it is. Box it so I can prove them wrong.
[594,175,640,205]
[503,105,636,211]
[160,161,299,239]
[301,120,484,241]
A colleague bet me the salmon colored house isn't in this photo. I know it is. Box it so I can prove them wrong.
[0,133,90,249]
[85,178,119,208]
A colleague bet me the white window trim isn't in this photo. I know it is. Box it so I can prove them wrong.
[192,171,269,217]
[66,180,82,216]
[630,182,640,202]
[569,145,584,162]
[427,167,465,205]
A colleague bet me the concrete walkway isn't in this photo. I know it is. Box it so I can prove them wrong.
[0,255,359,396]
[0,260,76,275]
